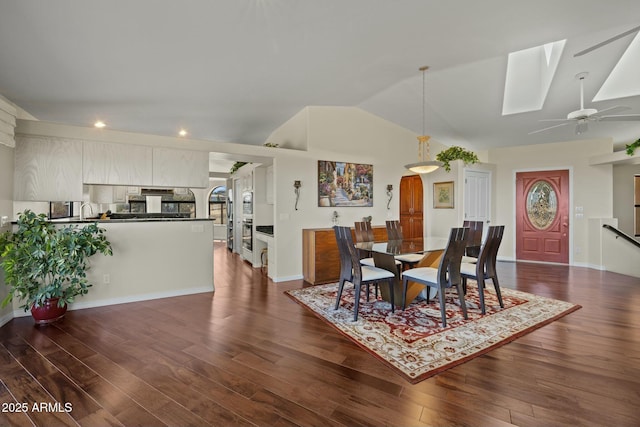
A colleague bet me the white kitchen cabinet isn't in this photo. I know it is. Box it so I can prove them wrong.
[89,185,127,204]
[0,96,16,148]
[152,147,209,188]
[14,135,83,201]
[113,186,127,203]
[83,141,153,186]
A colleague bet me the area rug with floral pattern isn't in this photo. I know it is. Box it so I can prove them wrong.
[285,283,581,384]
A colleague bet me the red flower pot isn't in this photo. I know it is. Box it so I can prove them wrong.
[31,298,67,325]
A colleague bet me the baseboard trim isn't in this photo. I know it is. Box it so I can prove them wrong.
[10,286,214,318]
[0,311,15,327]
[272,274,304,283]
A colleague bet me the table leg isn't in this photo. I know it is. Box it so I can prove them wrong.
[373,250,443,308]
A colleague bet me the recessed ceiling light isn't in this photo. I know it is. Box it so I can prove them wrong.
[179,129,188,137]
[94,120,106,128]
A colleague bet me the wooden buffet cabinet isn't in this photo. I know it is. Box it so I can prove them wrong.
[302,225,388,285]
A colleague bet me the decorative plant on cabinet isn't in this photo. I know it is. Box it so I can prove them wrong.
[435,146,480,172]
[0,210,113,324]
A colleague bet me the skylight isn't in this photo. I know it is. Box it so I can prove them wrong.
[593,31,640,101]
[502,40,566,115]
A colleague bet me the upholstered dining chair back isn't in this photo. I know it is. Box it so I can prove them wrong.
[462,220,484,258]
[354,221,374,243]
[436,227,469,290]
[485,225,504,280]
[400,227,469,326]
[385,220,403,240]
[460,225,505,314]
[334,225,355,284]
[333,225,396,321]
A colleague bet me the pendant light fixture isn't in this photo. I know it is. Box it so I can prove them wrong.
[405,66,442,174]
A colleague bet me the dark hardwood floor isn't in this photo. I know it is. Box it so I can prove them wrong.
[1,242,639,426]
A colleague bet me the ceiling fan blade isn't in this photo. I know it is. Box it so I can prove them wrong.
[599,114,640,121]
[528,122,569,135]
[539,118,570,122]
[591,105,631,116]
[574,25,640,57]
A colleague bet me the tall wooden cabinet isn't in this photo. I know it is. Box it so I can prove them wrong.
[400,175,424,238]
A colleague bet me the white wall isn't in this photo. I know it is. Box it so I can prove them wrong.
[0,143,14,325]
[613,163,640,238]
[421,160,497,239]
[10,220,214,317]
[266,106,448,281]
[488,138,614,264]
[5,108,626,285]
[267,108,308,151]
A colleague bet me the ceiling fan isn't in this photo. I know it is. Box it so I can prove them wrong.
[529,72,640,135]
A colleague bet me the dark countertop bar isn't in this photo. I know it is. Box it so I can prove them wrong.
[256,225,274,236]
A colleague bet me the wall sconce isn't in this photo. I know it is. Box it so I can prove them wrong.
[294,180,301,210]
[386,184,393,209]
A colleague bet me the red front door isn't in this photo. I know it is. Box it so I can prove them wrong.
[516,170,569,263]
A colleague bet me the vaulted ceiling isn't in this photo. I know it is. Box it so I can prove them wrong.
[1,0,640,162]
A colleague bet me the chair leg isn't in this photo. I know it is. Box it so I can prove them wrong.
[353,283,361,321]
[462,277,467,294]
[492,276,504,308]
[335,278,346,310]
[477,277,487,315]
[388,279,395,313]
[456,283,468,320]
[437,285,447,327]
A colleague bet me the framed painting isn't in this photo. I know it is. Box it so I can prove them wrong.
[318,160,373,207]
[434,181,454,209]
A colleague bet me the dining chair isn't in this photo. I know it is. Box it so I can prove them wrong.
[356,221,401,271]
[462,220,483,263]
[333,226,396,321]
[461,225,505,314]
[401,227,469,327]
[354,220,375,243]
[385,220,424,269]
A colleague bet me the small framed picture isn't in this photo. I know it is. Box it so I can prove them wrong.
[434,181,454,209]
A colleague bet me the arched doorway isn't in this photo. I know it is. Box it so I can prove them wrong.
[400,175,424,238]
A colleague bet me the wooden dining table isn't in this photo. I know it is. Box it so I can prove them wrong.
[355,237,449,307]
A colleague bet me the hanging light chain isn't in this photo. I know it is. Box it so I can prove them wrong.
[418,66,430,161]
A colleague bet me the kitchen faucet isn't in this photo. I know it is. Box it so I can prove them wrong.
[79,203,94,220]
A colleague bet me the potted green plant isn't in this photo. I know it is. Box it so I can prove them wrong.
[625,138,640,156]
[435,146,480,172]
[0,210,113,324]
[230,161,249,175]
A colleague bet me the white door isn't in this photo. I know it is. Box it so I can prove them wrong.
[464,169,491,231]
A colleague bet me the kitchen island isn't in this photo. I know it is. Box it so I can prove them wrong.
[10,218,214,316]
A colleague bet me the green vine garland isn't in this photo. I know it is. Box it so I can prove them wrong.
[625,138,640,156]
[435,146,480,172]
[230,161,248,175]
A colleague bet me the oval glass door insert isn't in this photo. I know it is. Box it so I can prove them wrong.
[526,180,558,230]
